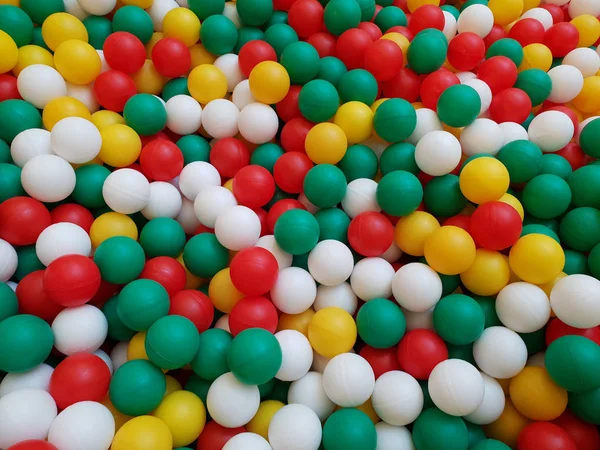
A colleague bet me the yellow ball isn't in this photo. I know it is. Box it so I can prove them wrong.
[537,272,567,299]
[99,124,142,167]
[54,39,102,85]
[146,32,164,59]
[499,193,525,220]
[571,15,600,48]
[459,157,510,204]
[406,0,439,13]
[91,110,125,130]
[277,309,315,337]
[164,375,183,396]
[12,45,54,76]
[190,43,217,69]
[176,254,205,290]
[497,377,511,395]
[572,76,600,113]
[132,60,167,95]
[0,30,18,74]
[333,101,374,144]
[123,0,153,7]
[381,33,409,56]
[355,399,380,424]
[509,366,568,421]
[424,226,476,275]
[484,398,530,449]
[208,268,244,313]
[371,98,388,115]
[249,61,291,104]
[460,249,511,296]
[90,212,139,248]
[509,234,565,284]
[153,391,206,448]
[488,0,523,25]
[522,0,540,12]
[519,43,552,72]
[308,306,357,358]
[162,8,201,47]
[128,331,149,361]
[394,211,440,256]
[223,178,234,193]
[188,64,228,104]
[247,400,285,439]
[42,96,91,130]
[305,123,348,164]
[41,12,88,51]
[112,415,173,450]
[101,397,132,432]
[0,0,19,5]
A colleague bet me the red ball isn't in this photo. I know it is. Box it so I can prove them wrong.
[447,32,486,71]
[16,270,64,322]
[477,56,518,94]
[151,38,191,78]
[307,32,337,57]
[273,152,314,194]
[93,70,137,112]
[230,247,279,296]
[336,28,372,70]
[541,4,564,23]
[254,207,269,237]
[267,199,306,233]
[469,201,522,251]
[140,131,170,148]
[89,279,118,309]
[0,74,20,101]
[364,39,403,81]
[8,441,58,450]
[233,165,276,209]
[44,255,101,307]
[50,204,94,233]
[408,5,445,34]
[552,409,600,450]
[103,31,146,74]
[210,137,250,178]
[358,22,383,40]
[556,142,587,171]
[139,256,187,296]
[281,117,313,153]
[140,139,184,181]
[443,215,471,233]
[238,41,278,78]
[382,67,422,102]
[0,197,51,246]
[518,422,577,450]
[508,18,546,46]
[387,25,413,40]
[169,290,214,333]
[420,69,460,109]
[545,318,600,346]
[489,88,532,123]
[288,0,324,39]
[348,212,394,257]
[273,0,294,10]
[359,345,401,379]
[276,85,302,122]
[229,296,279,335]
[545,23,579,57]
[396,329,448,380]
[196,422,245,450]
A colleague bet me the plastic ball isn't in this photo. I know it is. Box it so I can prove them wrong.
[424,226,476,275]
[552,410,600,450]
[16,65,66,109]
[350,257,395,301]
[90,212,138,248]
[51,304,107,356]
[207,372,260,428]
[495,282,550,334]
[103,32,146,75]
[111,416,172,450]
[50,117,101,164]
[415,130,462,176]
[44,254,101,307]
[53,40,101,86]
[464,374,505,426]
[164,94,202,136]
[238,103,279,145]
[342,178,380,219]
[267,404,322,450]
[102,168,150,214]
[459,157,509,205]
[460,118,504,157]
[528,111,575,153]
[35,222,91,267]
[9,129,51,169]
[321,353,375,407]
[0,314,54,373]
[348,212,394,257]
[371,370,423,426]
[391,262,442,313]
[508,366,567,422]
[21,154,75,203]
[93,70,137,112]
[273,329,313,381]
[287,372,334,421]
[509,234,565,284]
[221,433,270,450]
[473,326,527,379]
[212,205,260,251]
[249,61,290,105]
[305,122,348,165]
[518,422,577,450]
[322,408,377,450]
[196,421,245,450]
[428,359,485,416]
[7,442,58,450]
[396,329,448,380]
[99,124,142,168]
[549,274,600,329]
[0,239,17,283]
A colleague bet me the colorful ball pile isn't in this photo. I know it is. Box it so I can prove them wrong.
[1,0,600,449]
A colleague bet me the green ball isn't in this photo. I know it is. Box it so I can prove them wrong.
[185,374,211,405]
[274,209,320,255]
[112,6,154,44]
[540,154,572,179]
[0,5,33,47]
[0,99,42,143]
[514,69,552,106]
[14,246,43,281]
[0,163,24,202]
[235,27,264,53]
[117,279,170,331]
[380,142,418,175]
[94,236,146,284]
[102,295,136,341]
[447,343,475,365]
[31,26,48,50]
[72,164,111,209]
[264,23,298,58]
[423,174,468,217]
[0,314,54,373]
[466,420,487,447]
[433,294,485,345]
[413,408,469,450]
[324,0,361,35]
[560,207,600,252]
[521,224,560,243]
[188,0,225,20]
[545,335,600,393]
[314,207,350,243]
[298,79,340,123]
[569,386,600,424]
[162,78,190,102]
[146,315,200,370]
[83,16,112,50]
[123,94,167,136]
[440,273,460,296]
[373,98,416,143]
[374,6,407,31]
[281,41,320,85]
[522,174,572,219]
[486,38,524,67]
[177,135,211,165]
[303,164,347,208]
[579,118,600,158]
[20,0,64,24]
[191,328,232,380]
[338,69,378,105]
[109,359,166,416]
[408,30,448,74]
[496,140,542,183]
[569,165,600,208]
[337,144,378,182]
[376,170,423,216]
[251,143,284,173]
[440,5,460,20]
[519,328,546,355]
[521,111,535,130]
[259,378,276,398]
[237,0,273,26]
[356,0,376,21]
[265,10,288,27]
[588,243,600,278]
[322,408,377,450]
[140,218,186,258]
[0,138,10,163]
[437,84,481,127]
[183,233,230,278]
[473,295,501,328]
[268,379,291,402]
[228,328,282,385]
[0,282,18,322]
[200,14,238,55]
[471,439,512,450]
[564,249,589,275]
[356,298,406,348]
[523,215,559,233]
[317,56,347,87]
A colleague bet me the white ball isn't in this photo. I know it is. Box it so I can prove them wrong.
[268,403,322,450]
[392,263,443,312]
[141,181,182,219]
[214,54,245,92]
[147,0,178,30]
[232,79,256,110]
[495,282,551,333]
[457,4,494,37]
[341,178,381,218]
[201,99,240,139]
[520,8,553,30]
[48,401,115,450]
[463,373,505,425]
[36,222,91,267]
[547,65,584,103]
[6,281,16,291]
[499,122,529,144]
[97,50,109,73]
[314,282,358,315]
[308,240,354,286]
[360,135,387,158]
[0,364,53,398]
[473,326,528,379]
[407,108,443,145]
[222,1,242,27]
[456,71,477,84]
[194,185,237,228]
[51,117,102,164]
[527,352,546,368]
[415,131,462,176]
[178,161,222,201]
[214,314,231,332]
[165,95,202,136]
[569,0,600,17]
[323,353,375,407]
[528,110,574,152]
[550,274,600,328]
[275,330,313,382]
[403,307,434,331]
[271,267,317,314]
[77,0,116,15]
[207,372,260,428]
[350,257,395,301]
[21,154,75,202]
[460,119,504,156]
[371,371,423,426]
[255,235,292,270]
[0,239,17,282]
[110,341,129,372]
[10,128,53,167]
[462,78,493,115]
[93,349,114,374]
[563,48,600,78]
[311,351,332,373]
[381,241,403,264]
[67,82,99,113]
[63,0,89,20]
[0,389,57,448]
[238,103,279,144]
[52,305,108,356]
[288,372,335,421]
[17,64,67,109]
[223,433,271,450]
[428,359,484,416]
[102,168,151,214]
[375,423,416,450]
[442,11,457,40]
[176,197,201,234]
[215,205,261,251]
